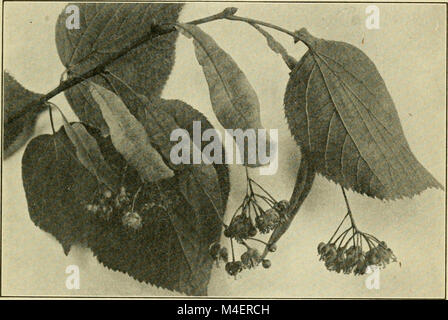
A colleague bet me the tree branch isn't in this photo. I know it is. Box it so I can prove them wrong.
[9,6,298,124]
[8,7,238,124]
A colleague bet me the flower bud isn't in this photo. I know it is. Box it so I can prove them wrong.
[122,211,142,230]
[209,242,221,259]
[262,259,271,269]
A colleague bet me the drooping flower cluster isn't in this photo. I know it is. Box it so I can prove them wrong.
[86,185,144,231]
[318,213,397,275]
[86,186,129,221]
[210,174,289,277]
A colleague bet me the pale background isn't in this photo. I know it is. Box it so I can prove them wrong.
[2,2,446,298]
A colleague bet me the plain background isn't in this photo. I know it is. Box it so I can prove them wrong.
[2,2,446,297]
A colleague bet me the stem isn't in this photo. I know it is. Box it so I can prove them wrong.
[249,179,277,202]
[12,6,300,125]
[341,187,357,230]
[131,185,143,211]
[230,237,236,261]
[226,15,297,39]
[247,237,269,246]
[333,227,351,245]
[328,212,349,243]
[46,103,56,134]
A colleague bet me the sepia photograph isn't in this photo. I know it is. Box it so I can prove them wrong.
[1,1,446,300]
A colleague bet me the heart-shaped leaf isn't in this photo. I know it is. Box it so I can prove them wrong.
[22,121,229,295]
[3,71,46,158]
[284,28,443,199]
[177,23,270,167]
[22,130,99,254]
[55,3,183,134]
[89,83,173,182]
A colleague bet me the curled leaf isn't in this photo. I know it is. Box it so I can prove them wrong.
[102,73,186,169]
[250,23,297,70]
[54,105,119,190]
[89,83,173,182]
[284,28,443,199]
[262,151,316,258]
[177,23,270,167]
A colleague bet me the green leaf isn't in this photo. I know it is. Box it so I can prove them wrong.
[177,23,268,167]
[284,28,443,199]
[3,71,46,158]
[22,122,229,295]
[55,3,183,134]
[89,83,173,182]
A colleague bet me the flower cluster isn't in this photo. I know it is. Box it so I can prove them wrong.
[86,185,145,231]
[212,175,288,277]
[318,213,397,275]
[122,211,143,230]
[209,243,271,277]
[86,186,128,221]
[224,214,257,240]
[224,188,289,241]
[209,242,229,266]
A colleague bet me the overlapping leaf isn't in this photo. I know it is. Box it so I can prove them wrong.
[55,3,183,134]
[177,23,270,167]
[3,71,46,158]
[284,28,443,199]
[55,105,119,190]
[89,83,173,182]
[102,74,229,212]
[22,120,229,295]
[102,74,185,169]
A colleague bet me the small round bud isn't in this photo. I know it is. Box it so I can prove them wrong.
[241,252,251,267]
[219,247,229,262]
[317,242,326,254]
[224,228,232,238]
[225,261,243,276]
[104,190,112,198]
[274,200,289,212]
[209,242,221,259]
[262,259,271,269]
[223,7,238,17]
[268,243,277,252]
[248,225,257,237]
[122,211,142,230]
